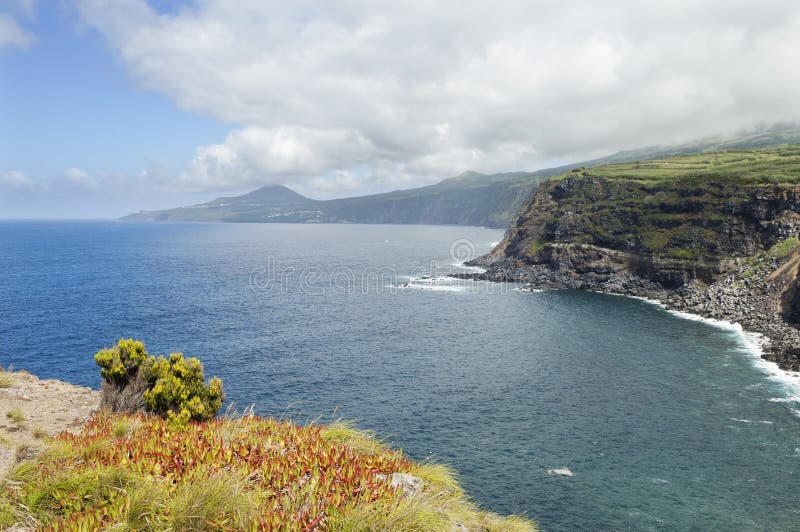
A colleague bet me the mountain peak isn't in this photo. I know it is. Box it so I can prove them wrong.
[230,184,311,204]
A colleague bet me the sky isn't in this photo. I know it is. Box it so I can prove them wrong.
[2,1,800,218]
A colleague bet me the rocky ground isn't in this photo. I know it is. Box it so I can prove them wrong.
[454,251,800,372]
[0,369,99,477]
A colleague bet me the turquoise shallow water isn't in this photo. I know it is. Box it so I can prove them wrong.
[1,221,800,530]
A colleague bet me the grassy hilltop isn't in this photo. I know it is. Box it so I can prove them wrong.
[569,146,800,183]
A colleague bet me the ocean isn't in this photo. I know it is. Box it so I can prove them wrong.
[1,220,799,530]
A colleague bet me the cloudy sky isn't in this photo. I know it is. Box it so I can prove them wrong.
[2,0,800,218]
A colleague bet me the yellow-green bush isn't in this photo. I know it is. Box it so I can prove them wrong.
[141,353,225,425]
[94,339,224,426]
[94,338,147,384]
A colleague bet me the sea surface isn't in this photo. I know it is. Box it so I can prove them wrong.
[2,221,800,531]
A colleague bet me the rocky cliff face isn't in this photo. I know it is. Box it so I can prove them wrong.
[468,148,800,370]
[496,175,800,287]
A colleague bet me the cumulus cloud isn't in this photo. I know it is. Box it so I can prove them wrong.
[1,169,36,189]
[74,0,800,195]
[0,12,34,49]
[180,126,375,191]
[65,167,96,188]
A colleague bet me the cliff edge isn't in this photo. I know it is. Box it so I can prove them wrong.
[466,147,800,370]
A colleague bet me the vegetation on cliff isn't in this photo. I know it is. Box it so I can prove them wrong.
[501,147,800,285]
[95,339,224,426]
[0,345,536,531]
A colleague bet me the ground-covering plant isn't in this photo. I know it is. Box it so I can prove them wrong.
[94,339,224,425]
[5,409,24,424]
[0,413,536,530]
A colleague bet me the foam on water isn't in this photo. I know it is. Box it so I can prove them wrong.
[451,261,486,273]
[633,295,800,414]
[515,286,544,293]
[389,275,474,293]
[399,283,470,293]
[585,291,800,414]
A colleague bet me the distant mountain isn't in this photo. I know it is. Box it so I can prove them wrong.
[130,185,322,223]
[122,172,547,227]
[123,124,800,228]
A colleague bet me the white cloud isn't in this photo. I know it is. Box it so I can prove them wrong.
[180,126,375,191]
[0,12,34,49]
[65,167,95,187]
[1,169,35,189]
[74,0,800,196]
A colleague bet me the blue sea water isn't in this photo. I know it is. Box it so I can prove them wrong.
[1,220,800,531]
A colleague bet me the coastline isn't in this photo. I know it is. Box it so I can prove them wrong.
[452,256,800,395]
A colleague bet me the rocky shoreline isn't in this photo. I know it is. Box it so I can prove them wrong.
[453,252,800,372]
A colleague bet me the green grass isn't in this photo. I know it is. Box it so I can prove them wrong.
[167,467,257,530]
[328,461,534,531]
[319,419,387,455]
[564,146,800,185]
[738,236,800,280]
[0,497,17,528]
[5,408,24,424]
[768,236,800,259]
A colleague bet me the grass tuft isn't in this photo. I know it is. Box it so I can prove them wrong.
[169,467,257,531]
[123,478,168,531]
[5,408,24,423]
[0,371,12,388]
[320,419,386,454]
[0,496,17,528]
[111,418,136,438]
[327,493,452,531]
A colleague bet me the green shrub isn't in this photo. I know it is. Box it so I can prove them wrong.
[142,353,225,425]
[94,338,147,384]
[95,339,224,426]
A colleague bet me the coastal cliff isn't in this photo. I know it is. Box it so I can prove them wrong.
[464,147,800,370]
